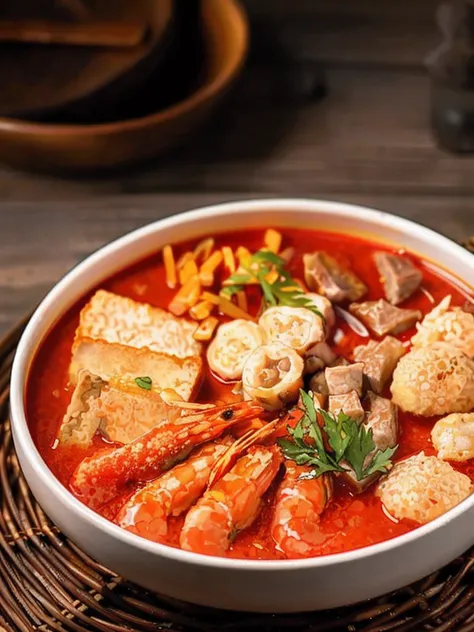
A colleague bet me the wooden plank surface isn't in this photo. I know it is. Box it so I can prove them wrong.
[0,0,473,334]
[0,192,472,335]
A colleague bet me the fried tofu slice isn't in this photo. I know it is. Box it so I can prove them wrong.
[58,370,174,447]
[70,339,202,402]
[74,290,202,359]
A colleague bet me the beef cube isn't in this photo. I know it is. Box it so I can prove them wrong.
[303,252,367,303]
[329,390,364,423]
[58,370,171,446]
[339,392,398,493]
[349,299,421,336]
[325,362,364,396]
[354,336,406,393]
[374,252,423,305]
[364,391,399,451]
[339,468,379,494]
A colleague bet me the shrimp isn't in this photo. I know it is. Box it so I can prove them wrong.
[180,445,283,556]
[271,464,333,558]
[70,400,266,510]
[115,439,232,543]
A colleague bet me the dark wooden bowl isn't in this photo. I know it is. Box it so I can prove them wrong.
[0,0,248,173]
[0,0,174,120]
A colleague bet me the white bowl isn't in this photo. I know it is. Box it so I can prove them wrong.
[9,199,474,613]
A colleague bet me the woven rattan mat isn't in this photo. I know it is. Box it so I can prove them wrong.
[2,238,474,632]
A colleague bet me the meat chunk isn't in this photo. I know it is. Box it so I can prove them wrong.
[58,370,172,446]
[325,362,364,396]
[353,336,406,393]
[74,290,202,359]
[349,299,421,336]
[339,392,398,493]
[364,392,398,452]
[303,342,337,375]
[391,343,474,416]
[431,413,474,462]
[373,252,422,305]
[70,339,202,402]
[303,252,367,303]
[328,390,364,424]
[376,452,471,524]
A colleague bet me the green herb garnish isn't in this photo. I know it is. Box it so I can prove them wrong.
[278,389,397,481]
[223,250,323,318]
[135,376,153,391]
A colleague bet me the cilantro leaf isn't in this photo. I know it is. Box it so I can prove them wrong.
[279,390,398,483]
[363,445,398,478]
[343,423,375,481]
[222,245,325,320]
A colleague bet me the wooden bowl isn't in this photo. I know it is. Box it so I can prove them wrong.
[0,0,248,173]
[0,0,175,120]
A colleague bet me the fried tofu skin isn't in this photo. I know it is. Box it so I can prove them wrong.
[70,339,202,401]
[74,290,202,359]
[58,370,174,447]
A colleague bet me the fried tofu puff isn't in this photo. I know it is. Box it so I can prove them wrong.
[259,306,325,354]
[432,413,474,462]
[207,320,264,381]
[411,296,474,358]
[391,343,474,416]
[242,342,304,410]
[376,452,471,524]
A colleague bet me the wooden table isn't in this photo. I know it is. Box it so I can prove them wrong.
[0,0,473,336]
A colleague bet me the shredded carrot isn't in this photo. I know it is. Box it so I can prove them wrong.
[193,238,215,264]
[168,276,201,316]
[176,251,194,270]
[279,246,295,263]
[236,246,251,267]
[189,300,214,320]
[264,229,282,253]
[193,316,219,341]
[236,290,248,312]
[265,270,279,285]
[163,245,177,289]
[222,246,236,274]
[179,259,199,286]
[201,291,255,321]
[200,250,223,274]
[199,251,223,287]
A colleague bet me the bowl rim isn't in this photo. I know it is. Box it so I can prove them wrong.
[10,197,474,572]
[0,0,249,136]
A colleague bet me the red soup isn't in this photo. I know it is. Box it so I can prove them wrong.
[26,227,474,560]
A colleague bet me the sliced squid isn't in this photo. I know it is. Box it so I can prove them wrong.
[207,320,264,381]
[242,342,304,410]
[259,306,325,354]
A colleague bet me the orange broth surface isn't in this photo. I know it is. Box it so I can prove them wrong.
[26,227,474,560]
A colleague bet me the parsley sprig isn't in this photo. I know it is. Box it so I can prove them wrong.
[278,390,397,481]
[222,250,323,318]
